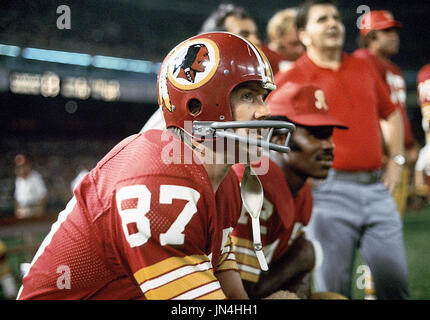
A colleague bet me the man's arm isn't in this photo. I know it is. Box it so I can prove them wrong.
[380,109,405,193]
[243,232,316,299]
[216,270,249,299]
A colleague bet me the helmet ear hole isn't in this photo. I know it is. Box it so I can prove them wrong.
[187,98,202,116]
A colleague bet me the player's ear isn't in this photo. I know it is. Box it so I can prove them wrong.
[298,29,311,47]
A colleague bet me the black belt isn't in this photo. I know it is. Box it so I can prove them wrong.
[332,170,382,184]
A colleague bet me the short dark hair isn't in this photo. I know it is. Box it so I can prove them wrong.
[200,3,251,33]
[296,0,338,30]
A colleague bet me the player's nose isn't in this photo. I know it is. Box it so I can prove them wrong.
[254,101,270,120]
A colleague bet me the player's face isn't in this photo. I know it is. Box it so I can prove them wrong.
[230,81,270,125]
[301,4,345,50]
[283,125,335,179]
[229,81,270,162]
[374,28,399,57]
[224,16,262,47]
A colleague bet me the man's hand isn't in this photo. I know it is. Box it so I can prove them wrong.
[285,272,312,299]
[244,232,315,299]
[382,157,403,194]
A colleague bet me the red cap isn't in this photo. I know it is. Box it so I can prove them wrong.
[359,10,402,36]
[267,82,348,129]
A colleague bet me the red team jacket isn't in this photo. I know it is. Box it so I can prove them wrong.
[18,129,241,300]
[231,158,313,283]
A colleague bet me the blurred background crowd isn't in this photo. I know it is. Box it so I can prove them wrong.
[1,0,429,299]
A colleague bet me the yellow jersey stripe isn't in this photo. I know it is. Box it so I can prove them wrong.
[196,288,227,300]
[134,254,209,284]
[231,236,254,250]
[217,250,236,266]
[216,259,239,272]
[140,260,212,295]
[144,271,218,299]
[239,270,260,283]
[173,281,224,300]
[234,251,260,269]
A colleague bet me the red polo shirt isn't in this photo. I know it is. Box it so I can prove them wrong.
[353,49,414,148]
[274,52,397,171]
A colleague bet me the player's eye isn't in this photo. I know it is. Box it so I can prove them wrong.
[242,92,254,102]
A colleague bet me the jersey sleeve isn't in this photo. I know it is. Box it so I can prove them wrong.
[371,64,398,120]
[214,233,239,274]
[112,175,226,300]
[294,183,313,226]
[213,168,243,275]
[231,211,263,284]
[287,183,314,246]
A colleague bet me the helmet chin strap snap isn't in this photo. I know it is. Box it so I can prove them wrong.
[192,120,295,153]
[240,164,268,271]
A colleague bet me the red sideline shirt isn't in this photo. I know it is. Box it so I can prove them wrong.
[274,52,397,171]
[18,130,241,300]
[354,49,414,148]
[231,158,313,283]
[260,44,283,76]
[417,64,430,128]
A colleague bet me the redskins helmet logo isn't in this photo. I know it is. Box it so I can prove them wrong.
[168,39,220,91]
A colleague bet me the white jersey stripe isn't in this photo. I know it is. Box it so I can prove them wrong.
[173,281,221,300]
[233,245,256,257]
[237,263,261,275]
[140,261,212,294]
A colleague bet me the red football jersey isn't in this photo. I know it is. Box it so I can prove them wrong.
[417,64,430,128]
[274,52,397,171]
[18,130,241,300]
[230,158,313,283]
[353,49,414,148]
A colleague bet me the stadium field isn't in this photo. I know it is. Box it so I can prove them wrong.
[351,203,430,300]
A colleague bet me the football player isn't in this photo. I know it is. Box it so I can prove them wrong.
[17,32,293,300]
[231,83,348,299]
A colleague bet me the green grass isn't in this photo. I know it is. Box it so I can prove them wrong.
[351,203,430,299]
